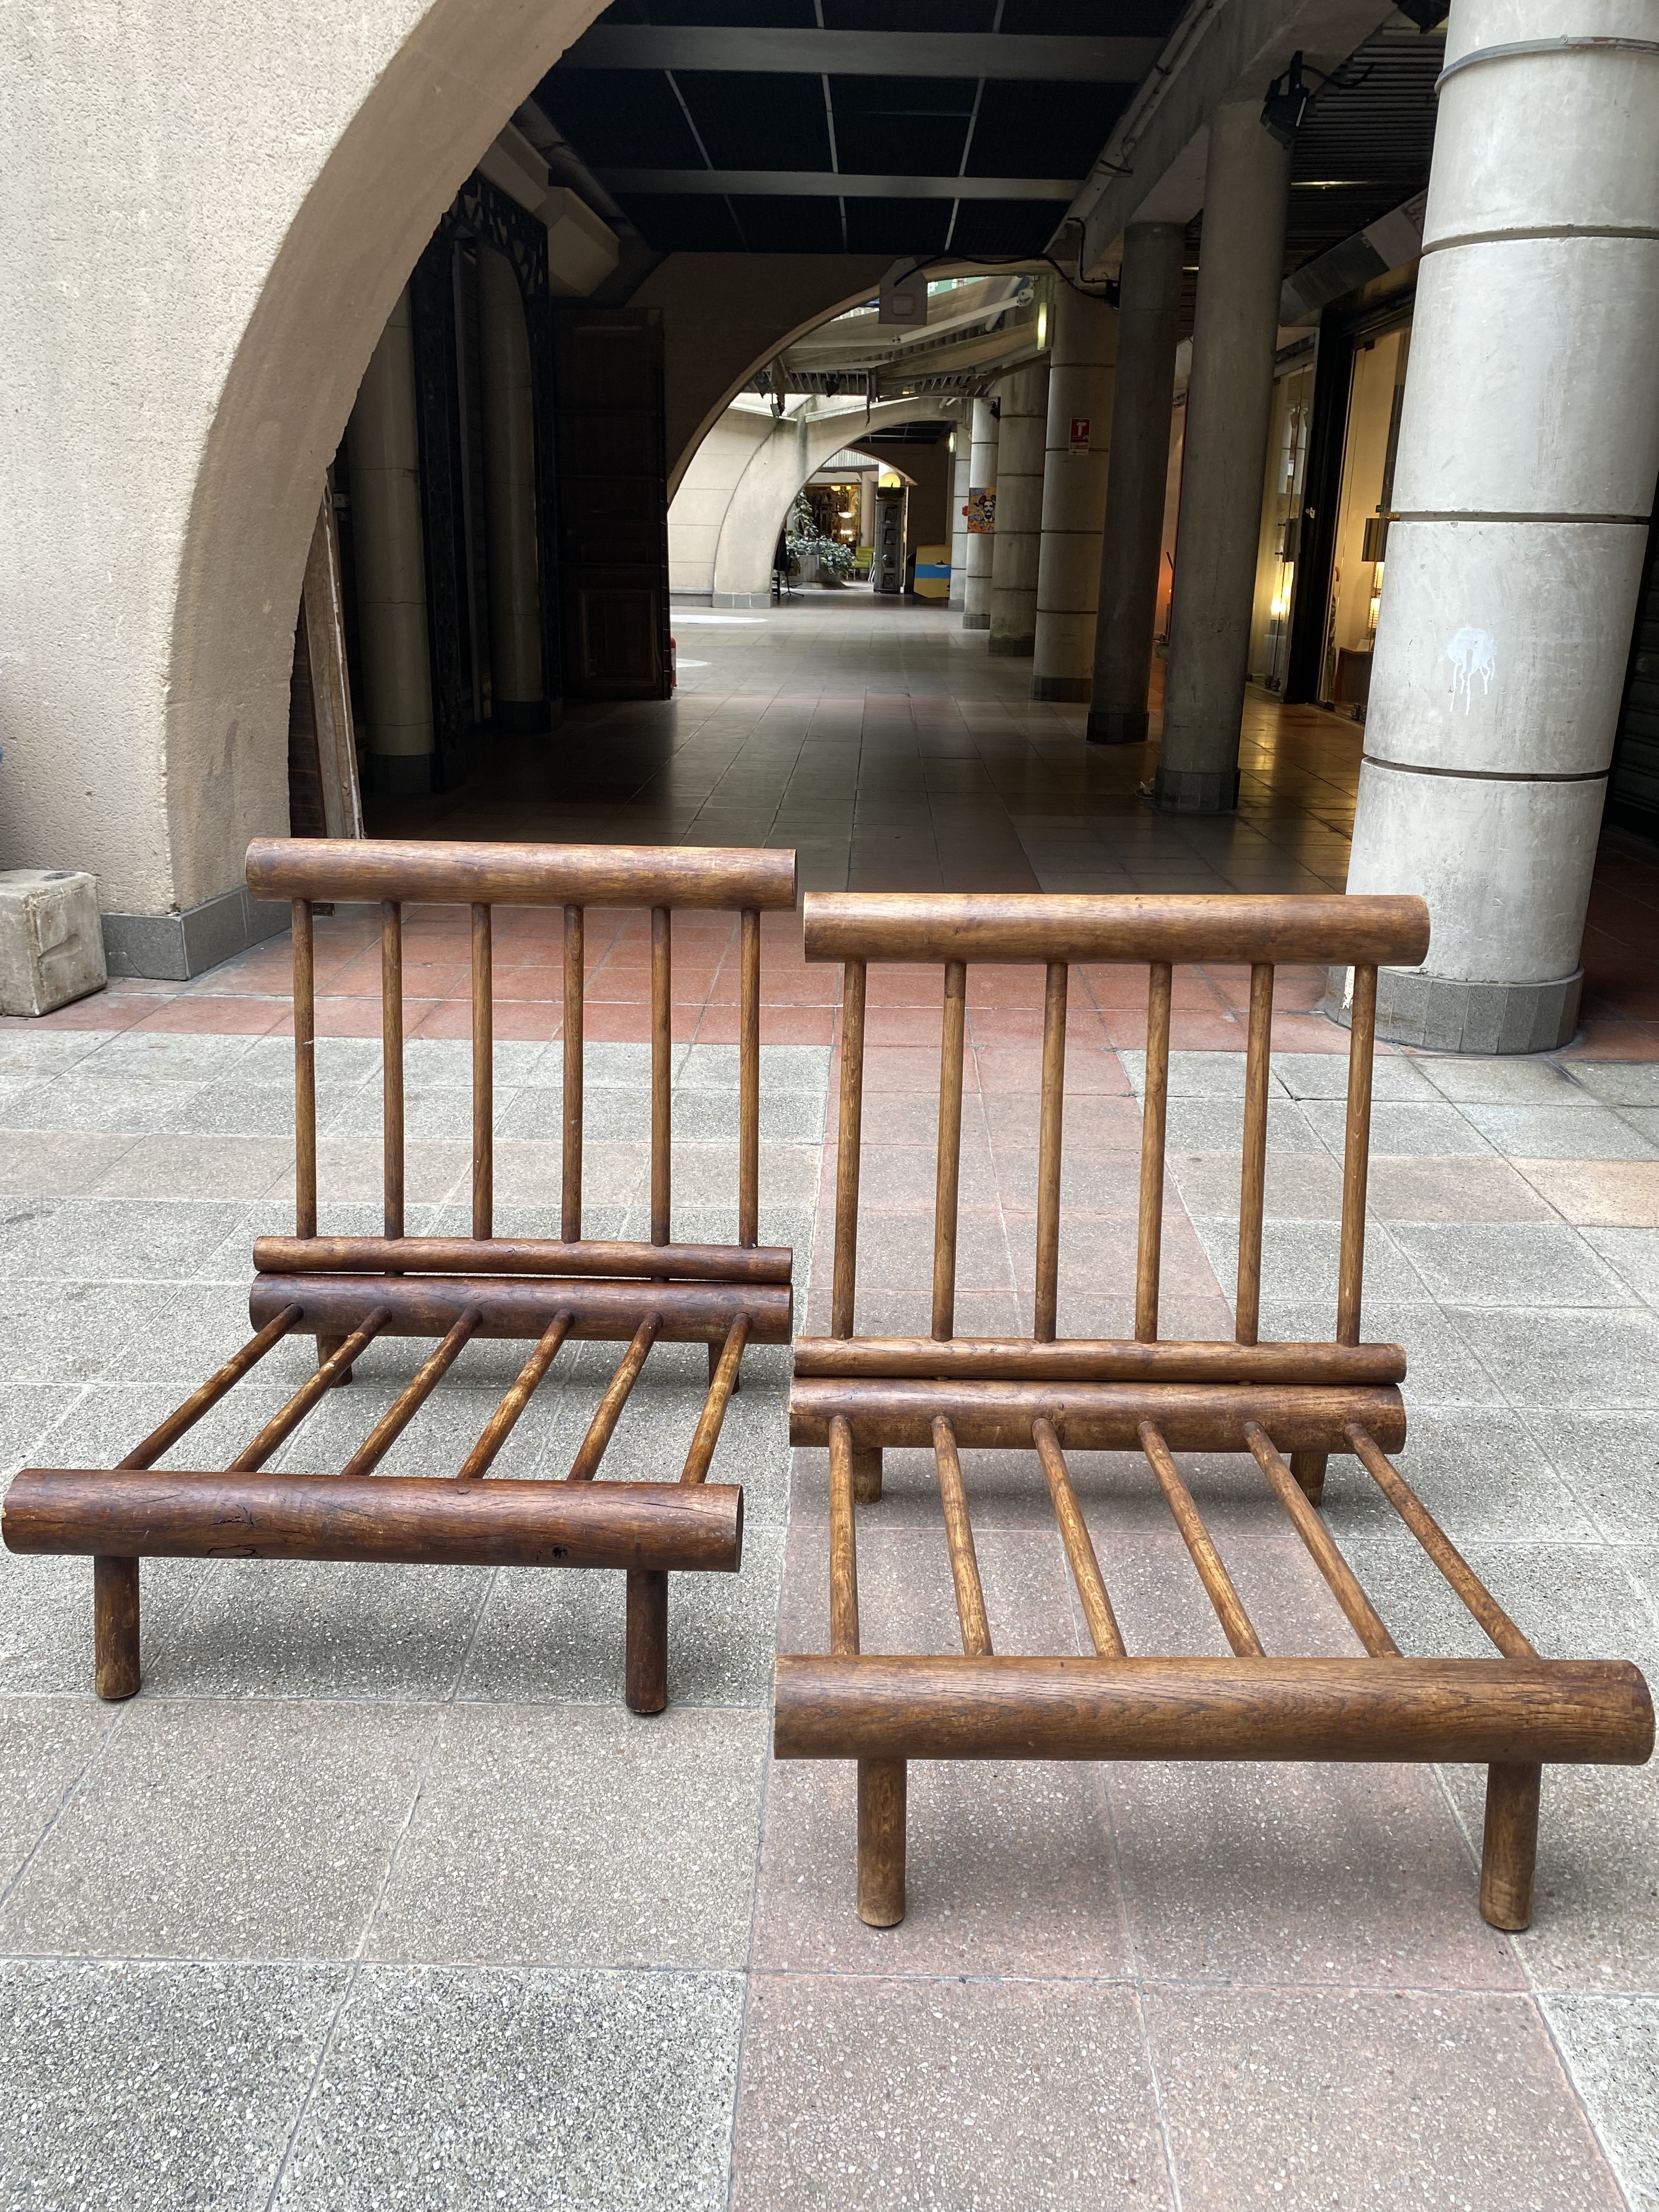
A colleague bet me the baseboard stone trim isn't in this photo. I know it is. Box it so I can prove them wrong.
[103,887,291,982]
[1321,965,1584,1055]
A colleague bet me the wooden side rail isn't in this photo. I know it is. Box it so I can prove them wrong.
[250,1274,792,1344]
[253,1237,794,1285]
[245,836,798,910]
[793,1337,1406,1384]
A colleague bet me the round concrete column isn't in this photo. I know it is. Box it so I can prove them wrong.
[1156,104,1291,810]
[345,287,435,767]
[1032,289,1117,701]
[1088,223,1184,743]
[962,396,1000,630]
[1343,5,1659,1053]
[989,361,1051,656]
[948,430,972,612]
[477,247,544,731]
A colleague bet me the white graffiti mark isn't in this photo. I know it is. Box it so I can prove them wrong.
[1447,625,1497,712]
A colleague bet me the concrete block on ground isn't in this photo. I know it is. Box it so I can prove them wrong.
[0,870,105,1016]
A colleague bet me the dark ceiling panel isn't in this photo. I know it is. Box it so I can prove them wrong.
[610,192,749,250]
[828,74,977,177]
[537,68,703,167]
[950,197,1072,257]
[675,69,832,170]
[822,0,997,30]
[967,77,1135,178]
[596,0,818,24]
[1001,0,1182,30]
[844,195,952,257]
[726,193,847,252]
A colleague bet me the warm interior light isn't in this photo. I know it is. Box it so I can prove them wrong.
[1036,302,1049,348]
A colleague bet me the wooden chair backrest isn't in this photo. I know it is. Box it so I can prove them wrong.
[246,838,798,1251]
[802,891,1430,1350]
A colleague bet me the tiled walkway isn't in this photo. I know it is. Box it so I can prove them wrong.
[2,593,1658,2209]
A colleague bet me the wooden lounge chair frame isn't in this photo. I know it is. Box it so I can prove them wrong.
[774,893,1654,1931]
[3,837,798,1714]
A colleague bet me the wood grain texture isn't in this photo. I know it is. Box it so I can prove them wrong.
[567,1314,661,1481]
[458,1312,575,1479]
[831,959,866,1339]
[626,1568,669,1714]
[932,1415,992,1657]
[1136,960,1172,1343]
[291,899,317,1240]
[680,1317,749,1485]
[93,1556,140,1701]
[247,836,798,910]
[1032,1417,1124,1657]
[563,904,584,1243]
[251,1273,792,1345]
[1235,961,1273,1346]
[828,1415,860,1658]
[931,960,967,1342]
[791,1378,1408,1454]
[341,1308,482,1478]
[1034,962,1067,1343]
[801,891,1430,968]
[792,1336,1406,1385]
[256,1236,794,1285]
[117,1307,301,1472]
[651,906,672,1246]
[1346,1423,1535,1658]
[739,907,761,1248]
[1244,1421,1400,1656]
[1138,1420,1263,1658]
[471,902,493,1240]
[381,901,404,1242]
[1481,1761,1542,1930]
[1338,964,1378,1346]
[772,1655,1655,1765]
[857,1757,907,1927]
[229,1311,390,1474]
[7,1470,744,1572]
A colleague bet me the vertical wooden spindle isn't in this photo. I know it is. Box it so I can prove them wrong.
[831,959,866,1339]
[932,960,967,1342]
[1336,963,1378,1347]
[292,899,317,1241]
[471,901,493,1241]
[1235,961,1274,1346]
[1135,961,1172,1342]
[562,904,584,1243]
[828,1414,860,1657]
[381,899,404,1242]
[651,905,672,1246]
[738,907,760,1248]
[1034,961,1068,1342]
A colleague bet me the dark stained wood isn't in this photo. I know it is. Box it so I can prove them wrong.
[1136,960,1172,1342]
[1034,962,1068,1342]
[563,904,584,1243]
[1244,1421,1400,1656]
[93,1556,140,1701]
[1338,963,1378,1345]
[651,906,672,1246]
[567,1314,661,1481]
[828,1416,860,1657]
[255,1235,794,1285]
[1346,1423,1536,1658]
[792,1378,1408,1454]
[740,907,761,1248]
[341,1309,482,1478]
[247,836,798,911]
[472,902,493,1240]
[851,1447,883,1505]
[793,1336,1405,1385]
[801,891,1431,969]
[458,1312,575,1479]
[681,1317,749,1485]
[857,1757,907,1928]
[381,901,404,1242]
[1138,1420,1263,1658]
[1235,961,1273,1346]
[251,1272,792,1345]
[626,1568,669,1714]
[773,1655,1655,1766]
[8,1469,744,1572]
[1289,1450,1328,1505]
[292,900,318,1242]
[1480,1762,1542,1930]
[1032,1416,1124,1657]
[932,960,967,1342]
[932,1415,991,1657]
[831,958,867,1339]
[230,1311,390,1474]
[117,1307,301,1471]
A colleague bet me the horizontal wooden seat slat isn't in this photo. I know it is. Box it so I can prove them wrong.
[1346,1423,1537,1659]
[1138,1421,1264,1659]
[255,1236,795,1286]
[772,1655,1655,1767]
[458,1312,575,1480]
[246,836,798,910]
[251,1273,792,1344]
[119,1305,301,1473]
[3,1469,743,1573]
[792,1338,1406,1385]
[341,1309,482,1478]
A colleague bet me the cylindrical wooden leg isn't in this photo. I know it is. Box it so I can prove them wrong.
[318,1332,354,1385]
[708,1341,738,1392]
[1290,1450,1328,1505]
[857,1756,906,1927]
[1480,1760,1542,1931]
[851,1446,883,1505]
[625,1567,668,1716]
[93,1556,140,1701]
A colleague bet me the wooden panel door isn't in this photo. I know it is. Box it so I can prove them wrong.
[554,307,670,701]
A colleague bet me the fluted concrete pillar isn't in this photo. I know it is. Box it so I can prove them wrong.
[948,429,971,612]
[962,397,999,630]
[989,361,1051,656]
[345,287,435,769]
[1342,3,1659,1053]
[1031,290,1117,701]
[1088,223,1184,743]
[1156,104,1291,810]
[478,247,544,732]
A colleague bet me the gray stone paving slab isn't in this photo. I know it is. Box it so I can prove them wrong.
[1302,1096,1498,1155]
[1461,1102,1659,1161]
[1567,1063,1659,1107]
[1319,1403,1598,1543]
[1522,1410,1659,1543]
[0,1697,434,1960]
[1190,1214,1432,1307]
[1583,1224,1659,1306]
[0,1695,115,1888]
[1444,1304,1659,1409]
[1419,1054,1587,1103]
[1,1195,250,1280]
[0,1549,205,1695]
[0,1959,347,2212]
[276,1965,743,2211]
[1269,1049,1440,1101]
[1390,1221,1639,1309]
[367,1704,768,1967]
[1543,1996,1659,2212]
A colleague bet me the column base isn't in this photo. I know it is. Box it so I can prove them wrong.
[1086,708,1149,745]
[1153,765,1240,814]
[962,612,990,631]
[1031,674,1092,702]
[1322,967,1584,1056]
[988,633,1035,656]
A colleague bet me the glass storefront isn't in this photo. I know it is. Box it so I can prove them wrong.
[1248,358,1314,692]
[1321,320,1412,713]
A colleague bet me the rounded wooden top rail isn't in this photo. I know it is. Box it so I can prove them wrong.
[246,837,799,910]
[802,891,1430,968]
